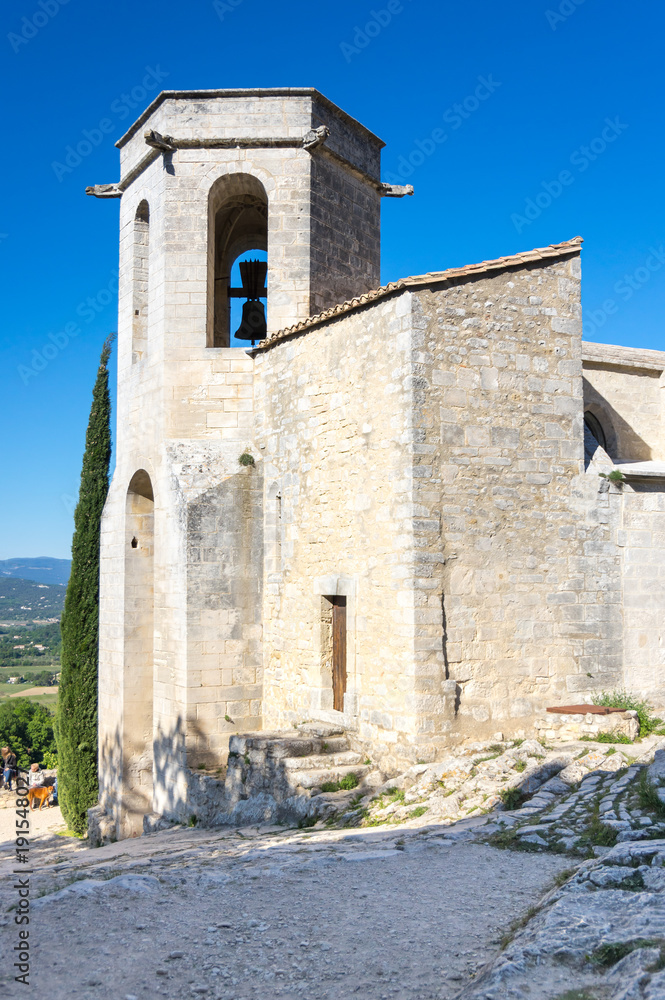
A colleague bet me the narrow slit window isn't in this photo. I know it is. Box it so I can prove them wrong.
[132,201,150,363]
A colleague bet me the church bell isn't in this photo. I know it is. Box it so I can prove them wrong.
[231,259,268,344]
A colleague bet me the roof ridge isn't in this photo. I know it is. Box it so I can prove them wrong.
[254,237,583,351]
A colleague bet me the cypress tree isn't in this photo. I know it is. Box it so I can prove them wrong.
[57,334,114,835]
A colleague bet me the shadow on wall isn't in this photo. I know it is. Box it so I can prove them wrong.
[98,714,207,836]
[583,377,653,461]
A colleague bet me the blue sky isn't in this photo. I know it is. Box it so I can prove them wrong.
[1,0,664,559]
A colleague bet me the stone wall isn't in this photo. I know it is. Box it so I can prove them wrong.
[581,343,665,461]
[255,292,429,770]
[253,247,634,764]
[412,254,625,737]
[620,482,665,704]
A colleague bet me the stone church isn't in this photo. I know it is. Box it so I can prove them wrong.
[87,88,665,838]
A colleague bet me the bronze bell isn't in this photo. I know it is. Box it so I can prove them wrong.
[232,259,268,344]
[234,299,267,343]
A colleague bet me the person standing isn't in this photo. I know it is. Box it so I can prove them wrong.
[2,747,17,792]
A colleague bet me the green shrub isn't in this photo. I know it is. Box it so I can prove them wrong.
[339,772,359,791]
[499,787,524,810]
[589,939,662,967]
[0,699,57,769]
[638,770,665,819]
[592,690,662,738]
[577,807,618,848]
[41,750,58,769]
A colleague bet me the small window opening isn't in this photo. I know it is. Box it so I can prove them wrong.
[131,537,138,549]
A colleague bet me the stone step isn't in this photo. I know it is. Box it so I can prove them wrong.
[229,732,349,760]
[282,751,363,771]
[296,722,346,738]
[288,764,370,791]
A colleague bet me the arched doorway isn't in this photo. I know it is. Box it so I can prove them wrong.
[122,470,154,834]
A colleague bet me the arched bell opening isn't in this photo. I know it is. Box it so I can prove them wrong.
[207,173,268,348]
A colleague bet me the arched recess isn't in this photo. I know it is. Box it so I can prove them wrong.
[132,201,150,363]
[206,173,268,347]
[583,402,618,458]
[122,469,154,834]
[584,410,608,453]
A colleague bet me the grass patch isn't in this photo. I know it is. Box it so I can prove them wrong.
[409,806,428,818]
[512,760,527,773]
[499,904,540,949]
[473,752,502,766]
[592,689,662,737]
[589,938,663,967]
[576,807,618,849]
[499,787,524,810]
[638,769,665,819]
[552,991,598,1000]
[297,815,317,829]
[551,866,580,888]
[617,870,646,891]
[580,732,632,744]
[55,828,86,840]
[321,772,359,794]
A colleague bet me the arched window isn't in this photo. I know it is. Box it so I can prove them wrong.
[207,174,268,348]
[132,201,150,363]
[123,469,154,833]
[584,411,608,452]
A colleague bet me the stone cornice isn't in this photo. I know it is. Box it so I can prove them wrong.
[582,341,665,372]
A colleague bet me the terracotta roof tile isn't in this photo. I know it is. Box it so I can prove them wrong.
[254,237,583,352]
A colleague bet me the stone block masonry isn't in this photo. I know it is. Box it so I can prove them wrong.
[94,86,665,838]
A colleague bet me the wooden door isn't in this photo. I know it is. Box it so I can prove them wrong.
[332,597,347,712]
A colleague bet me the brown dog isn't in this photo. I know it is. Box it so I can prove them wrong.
[28,786,52,811]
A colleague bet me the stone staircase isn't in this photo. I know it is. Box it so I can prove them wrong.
[221,722,380,826]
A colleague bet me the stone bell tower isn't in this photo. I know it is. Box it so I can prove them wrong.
[90,89,403,838]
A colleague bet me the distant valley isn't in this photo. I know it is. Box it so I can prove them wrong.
[0,556,71,587]
[0,576,66,622]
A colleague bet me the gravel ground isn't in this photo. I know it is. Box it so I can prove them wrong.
[0,819,570,1000]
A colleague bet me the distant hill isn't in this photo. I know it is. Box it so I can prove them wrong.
[0,577,67,622]
[0,558,71,587]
